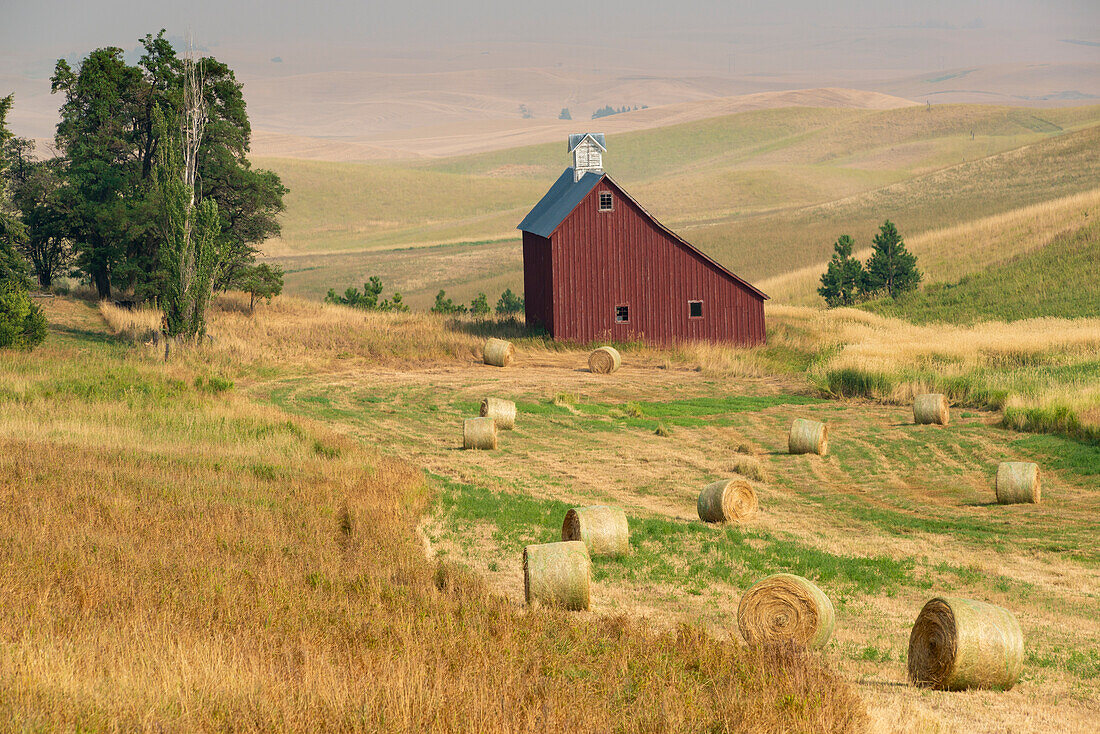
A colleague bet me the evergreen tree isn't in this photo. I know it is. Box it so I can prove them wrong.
[863,220,921,298]
[817,235,865,307]
[431,289,466,314]
[469,292,490,317]
[495,288,524,315]
[558,108,571,120]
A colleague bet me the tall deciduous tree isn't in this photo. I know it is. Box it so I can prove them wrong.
[47,31,285,300]
[863,220,921,298]
[154,52,219,340]
[817,235,865,307]
[51,49,145,298]
[0,94,30,286]
[0,95,47,349]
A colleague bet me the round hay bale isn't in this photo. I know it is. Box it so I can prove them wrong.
[523,540,590,610]
[483,338,515,367]
[908,597,1024,691]
[996,462,1041,504]
[913,394,950,425]
[588,346,621,374]
[737,574,835,649]
[788,418,828,456]
[561,506,629,557]
[479,397,516,430]
[697,479,759,524]
[463,417,498,450]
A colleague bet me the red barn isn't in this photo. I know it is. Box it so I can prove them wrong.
[518,133,767,345]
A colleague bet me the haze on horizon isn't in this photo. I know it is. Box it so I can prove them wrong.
[2,0,1098,151]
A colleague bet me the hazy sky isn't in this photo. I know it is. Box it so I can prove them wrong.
[3,0,1097,142]
[3,0,1098,73]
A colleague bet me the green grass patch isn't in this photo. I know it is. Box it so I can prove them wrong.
[429,473,914,596]
[862,220,1100,324]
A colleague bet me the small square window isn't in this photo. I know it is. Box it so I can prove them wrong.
[689,300,703,318]
[615,305,629,323]
[599,192,613,211]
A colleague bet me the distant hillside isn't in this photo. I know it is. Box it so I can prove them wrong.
[259,102,1100,311]
[250,87,916,160]
[860,219,1100,324]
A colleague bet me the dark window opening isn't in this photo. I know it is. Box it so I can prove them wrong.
[689,300,703,318]
[599,192,613,211]
[615,305,629,323]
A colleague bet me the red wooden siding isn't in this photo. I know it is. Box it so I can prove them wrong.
[522,230,554,333]
[547,179,765,345]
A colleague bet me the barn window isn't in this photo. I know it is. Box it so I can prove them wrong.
[689,300,703,318]
[615,305,629,323]
[599,192,613,212]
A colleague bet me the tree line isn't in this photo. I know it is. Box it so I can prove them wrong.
[0,30,286,342]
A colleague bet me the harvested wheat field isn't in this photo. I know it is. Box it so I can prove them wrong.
[246,305,1100,734]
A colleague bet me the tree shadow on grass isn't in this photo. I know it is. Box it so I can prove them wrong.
[52,325,119,346]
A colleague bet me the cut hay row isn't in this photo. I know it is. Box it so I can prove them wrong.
[480,397,516,430]
[908,597,1024,691]
[562,506,629,557]
[697,479,759,524]
[737,574,835,649]
[523,540,591,610]
[588,346,621,374]
[913,393,950,425]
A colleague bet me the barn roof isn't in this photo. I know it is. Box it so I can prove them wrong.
[516,168,603,238]
[517,170,769,301]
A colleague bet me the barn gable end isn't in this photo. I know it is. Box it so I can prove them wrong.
[518,136,767,345]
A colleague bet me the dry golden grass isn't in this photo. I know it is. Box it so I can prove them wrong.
[0,297,868,732]
[98,300,162,341]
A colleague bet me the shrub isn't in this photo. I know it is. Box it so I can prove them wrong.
[0,282,47,349]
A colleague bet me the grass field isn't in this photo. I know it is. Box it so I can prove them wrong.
[0,297,869,732]
[257,103,1100,309]
[180,295,1100,734]
[860,218,1100,324]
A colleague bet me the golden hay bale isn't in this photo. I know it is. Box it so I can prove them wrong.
[907,597,1024,691]
[996,462,1041,504]
[483,338,515,367]
[561,506,629,557]
[788,418,828,456]
[697,479,759,524]
[588,346,621,374]
[479,397,516,430]
[913,393,950,425]
[523,540,591,610]
[462,417,498,450]
[737,574,835,649]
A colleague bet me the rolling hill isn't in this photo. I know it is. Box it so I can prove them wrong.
[256,101,1100,311]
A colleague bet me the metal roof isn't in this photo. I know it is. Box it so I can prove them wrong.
[516,168,603,238]
[567,133,606,152]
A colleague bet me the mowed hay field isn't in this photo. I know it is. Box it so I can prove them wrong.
[226,301,1100,733]
[258,103,1100,308]
[0,298,870,732]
